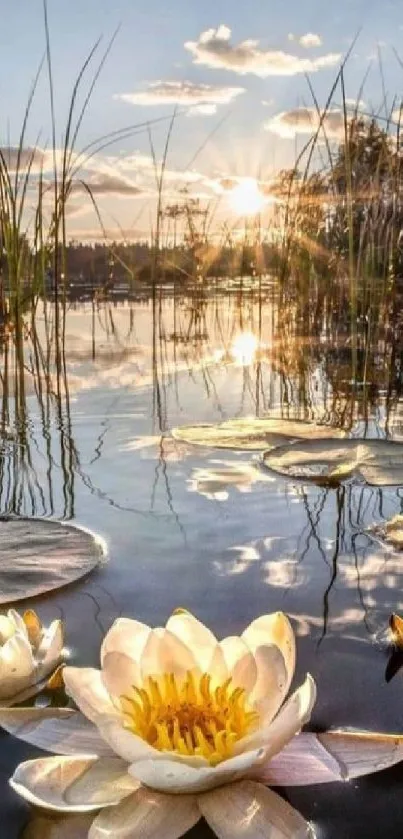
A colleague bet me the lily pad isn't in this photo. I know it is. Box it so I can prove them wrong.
[172,418,345,451]
[0,518,106,604]
[262,438,403,487]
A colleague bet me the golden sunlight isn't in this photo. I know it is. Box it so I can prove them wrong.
[231,332,258,365]
[229,178,266,217]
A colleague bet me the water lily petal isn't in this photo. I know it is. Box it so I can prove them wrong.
[140,629,197,681]
[63,667,115,721]
[89,786,200,839]
[0,633,36,699]
[165,611,217,671]
[95,715,208,770]
[0,707,114,756]
[37,620,64,673]
[101,620,151,668]
[0,670,61,709]
[318,729,403,780]
[129,747,265,794]
[262,674,316,759]
[102,653,141,698]
[199,780,314,839]
[242,613,296,694]
[219,637,257,694]
[256,729,403,785]
[22,610,43,647]
[206,644,229,685]
[255,733,344,786]
[234,674,316,757]
[0,614,18,643]
[95,715,162,763]
[21,812,94,839]
[7,610,28,638]
[10,755,137,812]
[250,645,288,719]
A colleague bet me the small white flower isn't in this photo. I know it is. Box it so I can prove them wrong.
[0,609,64,705]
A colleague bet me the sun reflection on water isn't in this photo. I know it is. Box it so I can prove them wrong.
[231,331,259,366]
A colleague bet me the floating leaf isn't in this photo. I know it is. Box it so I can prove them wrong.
[0,518,106,604]
[263,438,403,487]
[172,418,345,451]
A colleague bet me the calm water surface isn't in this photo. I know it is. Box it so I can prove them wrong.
[2,289,403,837]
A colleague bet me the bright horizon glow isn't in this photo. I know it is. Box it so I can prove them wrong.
[228,178,267,217]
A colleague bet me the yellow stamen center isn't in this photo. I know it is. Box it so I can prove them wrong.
[120,670,258,766]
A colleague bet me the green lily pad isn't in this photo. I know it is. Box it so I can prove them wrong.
[262,438,403,487]
[171,418,345,451]
[0,518,106,604]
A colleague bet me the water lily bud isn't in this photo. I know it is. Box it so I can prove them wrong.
[389,613,403,648]
[0,609,64,705]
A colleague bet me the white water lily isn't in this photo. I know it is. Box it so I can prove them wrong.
[6,610,403,839]
[0,609,64,705]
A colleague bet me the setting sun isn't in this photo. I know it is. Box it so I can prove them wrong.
[229,178,267,217]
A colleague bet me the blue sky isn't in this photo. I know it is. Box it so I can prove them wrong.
[1,0,403,239]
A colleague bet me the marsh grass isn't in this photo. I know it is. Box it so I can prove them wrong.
[1,14,403,418]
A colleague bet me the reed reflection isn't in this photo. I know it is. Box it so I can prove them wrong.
[0,313,76,518]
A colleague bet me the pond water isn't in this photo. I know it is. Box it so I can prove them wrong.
[2,287,403,837]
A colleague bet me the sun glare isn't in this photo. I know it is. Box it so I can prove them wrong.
[229,178,266,217]
[231,332,258,366]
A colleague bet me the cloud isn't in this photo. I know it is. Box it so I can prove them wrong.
[184,25,341,77]
[390,107,403,123]
[0,146,48,174]
[71,173,146,198]
[116,80,245,115]
[299,32,322,48]
[101,152,205,186]
[265,107,346,139]
[345,97,367,110]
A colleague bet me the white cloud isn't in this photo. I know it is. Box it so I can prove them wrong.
[299,32,322,48]
[101,152,205,186]
[116,80,245,115]
[184,25,341,77]
[265,107,346,139]
[345,97,367,110]
[71,173,145,198]
[188,103,220,116]
[0,146,46,173]
[390,108,403,123]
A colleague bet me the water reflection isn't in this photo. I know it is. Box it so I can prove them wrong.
[188,459,274,501]
[3,283,403,839]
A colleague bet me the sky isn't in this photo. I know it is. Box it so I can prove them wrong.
[1,0,403,241]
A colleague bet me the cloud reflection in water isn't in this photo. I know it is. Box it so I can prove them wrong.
[188,459,274,501]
